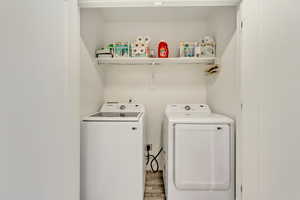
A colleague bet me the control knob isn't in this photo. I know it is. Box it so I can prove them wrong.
[120,105,126,110]
[184,105,191,111]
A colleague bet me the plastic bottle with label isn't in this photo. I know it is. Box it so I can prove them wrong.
[158,41,169,58]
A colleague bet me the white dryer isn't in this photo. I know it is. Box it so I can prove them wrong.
[81,103,146,200]
[162,104,234,200]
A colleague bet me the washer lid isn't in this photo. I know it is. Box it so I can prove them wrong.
[83,112,143,122]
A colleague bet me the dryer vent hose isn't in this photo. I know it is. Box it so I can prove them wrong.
[146,147,163,173]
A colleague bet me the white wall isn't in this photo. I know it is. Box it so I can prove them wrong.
[80,40,104,117]
[206,6,239,118]
[206,33,239,117]
[80,9,104,54]
[80,9,105,117]
[240,0,300,199]
[0,1,80,200]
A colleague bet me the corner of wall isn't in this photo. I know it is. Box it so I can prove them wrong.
[80,38,104,118]
[206,7,240,120]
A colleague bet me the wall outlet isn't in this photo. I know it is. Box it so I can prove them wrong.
[146,144,152,151]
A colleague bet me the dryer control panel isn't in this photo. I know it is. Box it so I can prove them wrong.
[165,104,211,113]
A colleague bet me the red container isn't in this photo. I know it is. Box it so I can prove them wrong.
[158,41,169,58]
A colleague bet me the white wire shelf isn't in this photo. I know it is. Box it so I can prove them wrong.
[96,57,216,65]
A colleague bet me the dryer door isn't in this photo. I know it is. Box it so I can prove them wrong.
[174,124,230,190]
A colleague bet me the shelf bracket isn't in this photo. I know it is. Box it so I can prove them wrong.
[205,64,220,75]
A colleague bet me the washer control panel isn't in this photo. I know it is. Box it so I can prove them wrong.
[101,103,144,113]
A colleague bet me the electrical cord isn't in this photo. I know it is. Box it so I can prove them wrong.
[146,147,163,173]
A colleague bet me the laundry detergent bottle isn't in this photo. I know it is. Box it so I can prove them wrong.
[158,41,169,58]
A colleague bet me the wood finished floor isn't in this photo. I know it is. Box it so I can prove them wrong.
[144,171,166,200]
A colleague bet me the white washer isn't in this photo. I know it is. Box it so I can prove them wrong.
[81,103,146,200]
[162,104,235,200]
